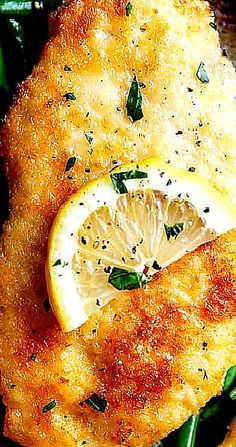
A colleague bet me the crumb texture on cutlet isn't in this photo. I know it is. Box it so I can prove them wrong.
[220,418,236,447]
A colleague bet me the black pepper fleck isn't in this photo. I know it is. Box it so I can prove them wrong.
[43,298,51,313]
[81,236,87,245]
[152,261,162,271]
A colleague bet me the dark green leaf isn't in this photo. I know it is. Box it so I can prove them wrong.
[0,45,9,91]
[42,399,57,413]
[196,62,209,83]
[164,222,184,241]
[30,353,37,361]
[175,415,199,447]
[65,156,76,172]
[53,259,61,267]
[84,393,107,412]
[110,169,148,194]
[0,0,63,15]
[223,364,236,393]
[126,75,143,123]
[84,131,94,144]
[7,17,25,52]
[63,92,76,100]
[126,1,132,17]
[229,387,236,400]
[0,0,33,15]
[4,17,27,82]
[108,267,152,291]
[199,397,221,421]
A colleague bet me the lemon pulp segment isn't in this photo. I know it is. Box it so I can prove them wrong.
[46,159,236,332]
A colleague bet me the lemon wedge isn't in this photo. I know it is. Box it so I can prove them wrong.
[46,159,236,332]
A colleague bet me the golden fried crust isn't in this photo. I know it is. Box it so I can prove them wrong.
[0,0,236,446]
[221,419,236,447]
[0,232,236,447]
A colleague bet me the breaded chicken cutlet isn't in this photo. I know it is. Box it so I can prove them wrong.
[0,0,236,446]
[221,419,236,447]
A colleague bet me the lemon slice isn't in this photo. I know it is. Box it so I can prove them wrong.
[46,158,236,332]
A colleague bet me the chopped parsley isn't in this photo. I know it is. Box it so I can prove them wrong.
[164,222,184,241]
[42,400,57,413]
[110,169,148,194]
[30,353,37,361]
[209,21,217,30]
[63,92,76,100]
[126,1,132,17]
[196,62,209,84]
[84,131,94,144]
[108,267,152,291]
[84,393,107,412]
[126,75,143,123]
[53,259,61,267]
[65,156,76,172]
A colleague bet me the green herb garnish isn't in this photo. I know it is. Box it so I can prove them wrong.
[84,393,107,413]
[63,92,76,100]
[223,364,236,393]
[196,62,209,83]
[65,156,76,172]
[84,131,93,144]
[126,2,132,17]
[164,222,184,241]
[0,45,9,91]
[175,415,199,447]
[42,399,57,413]
[0,1,63,15]
[53,259,61,267]
[30,353,37,361]
[209,22,217,30]
[110,169,147,194]
[229,387,236,400]
[200,397,221,421]
[108,267,152,291]
[126,75,143,122]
